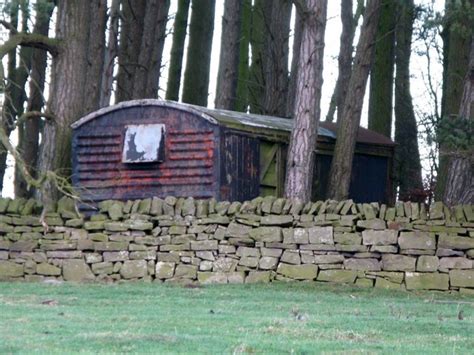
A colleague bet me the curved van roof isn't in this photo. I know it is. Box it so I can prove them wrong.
[72,99,395,147]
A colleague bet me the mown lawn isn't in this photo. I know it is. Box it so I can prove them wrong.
[0,281,473,353]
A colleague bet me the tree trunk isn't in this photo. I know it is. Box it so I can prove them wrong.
[248,0,268,114]
[248,0,292,116]
[0,1,20,193]
[181,0,216,106]
[215,0,243,110]
[325,0,355,123]
[116,0,170,102]
[235,0,252,112]
[393,0,423,202]
[116,0,146,102]
[37,0,107,204]
[262,0,292,117]
[134,1,170,99]
[327,0,381,201]
[100,0,120,108]
[436,0,472,200]
[284,0,328,201]
[443,37,474,205]
[165,0,190,101]
[287,9,303,117]
[15,0,55,198]
[325,0,364,123]
[367,0,396,137]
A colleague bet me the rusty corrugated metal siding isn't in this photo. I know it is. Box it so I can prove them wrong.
[220,131,260,201]
[72,106,219,211]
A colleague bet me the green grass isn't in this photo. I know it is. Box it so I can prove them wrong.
[0,282,473,353]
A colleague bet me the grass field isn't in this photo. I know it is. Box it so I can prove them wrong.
[0,282,473,353]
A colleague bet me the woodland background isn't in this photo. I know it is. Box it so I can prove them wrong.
[0,0,472,209]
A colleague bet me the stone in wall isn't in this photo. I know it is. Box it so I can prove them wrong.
[449,269,474,288]
[276,263,318,280]
[381,254,416,272]
[63,260,95,282]
[405,272,449,291]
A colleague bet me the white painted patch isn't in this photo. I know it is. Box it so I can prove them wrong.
[122,124,165,163]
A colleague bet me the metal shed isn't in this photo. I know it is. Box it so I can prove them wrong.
[71,99,395,212]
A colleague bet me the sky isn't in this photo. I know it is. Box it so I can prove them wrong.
[0,0,445,197]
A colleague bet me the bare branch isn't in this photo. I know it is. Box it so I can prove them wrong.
[0,20,17,33]
[16,110,55,127]
[0,33,60,59]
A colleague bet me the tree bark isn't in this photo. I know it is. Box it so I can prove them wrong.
[443,37,474,205]
[181,0,216,106]
[235,0,252,112]
[248,0,291,116]
[15,0,55,198]
[367,0,396,137]
[215,0,243,110]
[116,0,146,102]
[116,0,170,102]
[287,9,303,117]
[327,0,381,201]
[262,0,292,117]
[436,0,472,200]
[134,1,170,99]
[100,0,120,108]
[248,0,268,114]
[165,0,190,101]
[325,0,364,123]
[0,1,20,193]
[393,0,423,202]
[284,0,328,201]
[37,0,106,204]
[325,0,355,123]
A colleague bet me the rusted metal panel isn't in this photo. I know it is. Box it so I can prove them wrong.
[72,106,219,211]
[220,131,260,201]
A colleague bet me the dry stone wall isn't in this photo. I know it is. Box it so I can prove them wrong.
[0,196,473,293]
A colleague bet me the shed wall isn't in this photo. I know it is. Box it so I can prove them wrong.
[219,131,260,201]
[72,106,220,211]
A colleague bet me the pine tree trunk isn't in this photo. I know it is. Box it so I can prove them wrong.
[215,0,243,110]
[37,0,106,204]
[181,0,216,106]
[15,0,55,198]
[0,2,20,192]
[83,0,107,113]
[436,0,472,200]
[100,0,120,108]
[134,1,170,98]
[166,0,191,101]
[287,10,303,117]
[248,0,268,114]
[367,0,396,137]
[284,0,328,201]
[248,0,291,116]
[116,0,146,102]
[393,0,423,202]
[235,0,252,112]
[325,0,355,123]
[116,0,170,102]
[443,37,474,205]
[262,0,292,117]
[327,0,381,201]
